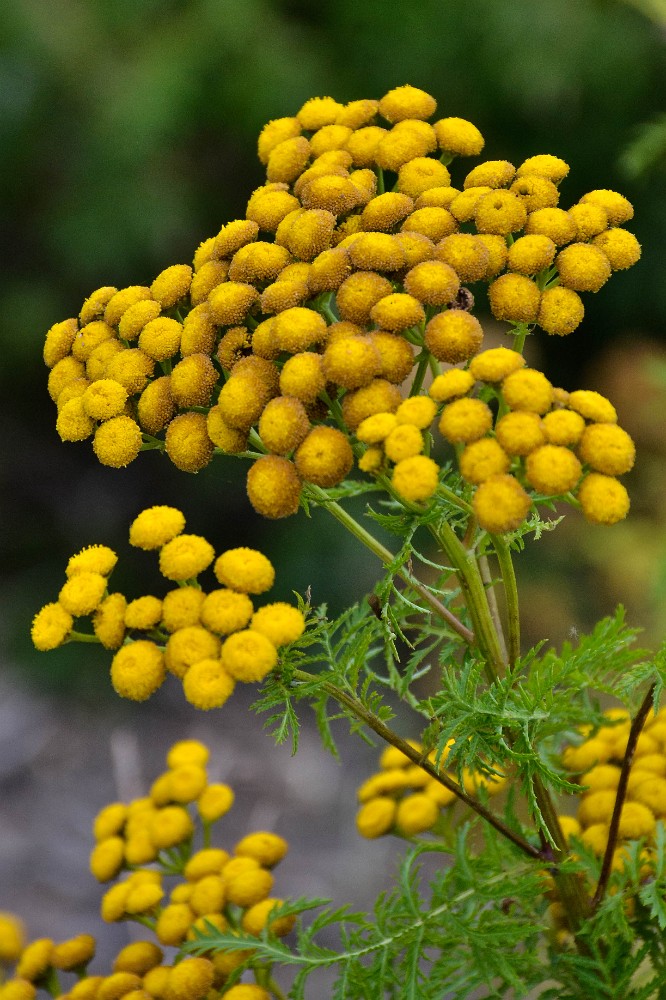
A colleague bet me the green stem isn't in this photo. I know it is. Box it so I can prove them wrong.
[266,975,287,1000]
[429,522,591,932]
[409,349,431,397]
[429,521,506,680]
[292,669,541,860]
[307,488,474,645]
[493,536,521,668]
[511,323,531,354]
[68,630,101,644]
[478,555,508,665]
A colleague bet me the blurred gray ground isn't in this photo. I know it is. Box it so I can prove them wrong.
[0,669,410,986]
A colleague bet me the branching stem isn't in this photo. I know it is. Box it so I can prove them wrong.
[308,488,474,645]
[291,668,542,860]
[592,683,656,911]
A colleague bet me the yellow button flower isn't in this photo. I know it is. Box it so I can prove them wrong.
[221,630,278,683]
[472,474,531,534]
[525,445,582,495]
[356,797,396,839]
[578,423,635,475]
[438,398,493,443]
[159,534,215,582]
[578,473,630,525]
[250,603,306,646]
[110,641,166,701]
[246,455,302,519]
[391,455,439,502]
[31,602,73,651]
[424,310,484,364]
[294,426,354,487]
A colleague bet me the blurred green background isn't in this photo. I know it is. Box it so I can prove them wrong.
[3,0,666,695]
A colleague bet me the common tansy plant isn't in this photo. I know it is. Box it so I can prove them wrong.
[22,87,666,999]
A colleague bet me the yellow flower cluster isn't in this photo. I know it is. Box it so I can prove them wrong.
[558,706,666,868]
[31,507,306,707]
[0,742,293,1000]
[42,85,639,524]
[355,740,506,840]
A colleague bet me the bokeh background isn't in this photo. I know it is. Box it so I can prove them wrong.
[1,0,666,979]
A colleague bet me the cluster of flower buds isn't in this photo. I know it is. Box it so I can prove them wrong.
[0,741,294,1000]
[42,85,640,532]
[31,507,305,707]
[355,740,506,840]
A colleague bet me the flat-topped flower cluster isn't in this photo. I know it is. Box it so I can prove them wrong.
[30,506,305,707]
[0,740,294,1000]
[42,84,640,534]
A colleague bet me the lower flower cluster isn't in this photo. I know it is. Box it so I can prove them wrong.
[0,741,294,1000]
[355,741,506,839]
[30,507,305,707]
[559,706,666,862]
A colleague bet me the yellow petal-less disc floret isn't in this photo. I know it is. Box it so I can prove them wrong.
[93,594,127,650]
[435,233,489,282]
[111,641,166,701]
[469,348,525,383]
[246,455,302,519]
[137,377,175,435]
[542,409,586,446]
[403,260,459,306]
[401,206,457,242]
[397,157,450,198]
[428,369,474,403]
[294,426,353,487]
[391,455,439,502]
[214,547,275,595]
[82,380,128,421]
[578,423,635,476]
[474,190,527,235]
[516,154,569,183]
[56,397,94,442]
[459,438,510,483]
[369,293,425,332]
[396,793,439,835]
[507,235,556,275]
[125,596,162,631]
[568,390,617,424]
[258,396,310,455]
[579,189,634,226]
[201,589,254,635]
[368,331,415,384]
[509,174,560,212]
[250,603,306,647]
[220,630,278,683]
[495,411,545,456]
[473,474,532,534]
[322,336,382,389]
[165,413,214,474]
[438,398,493,444]
[556,243,612,293]
[66,544,117,578]
[567,202,608,240]
[130,506,185,550]
[335,270,394,324]
[356,797,397,839]
[434,117,484,157]
[92,416,143,468]
[31,602,73,651]
[159,535,215,582]
[578,473,630,525]
[525,207,576,245]
[502,368,553,414]
[488,273,541,324]
[279,352,325,403]
[59,572,107,617]
[537,286,585,336]
[424,310,484,364]
[378,85,437,123]
[181,659,236,711]
[592,228,641,271]
[395,396,437,429]
[525,445,582,495]
[384,424,424,462]
[138,317,182,361]
[165,627,220,679]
